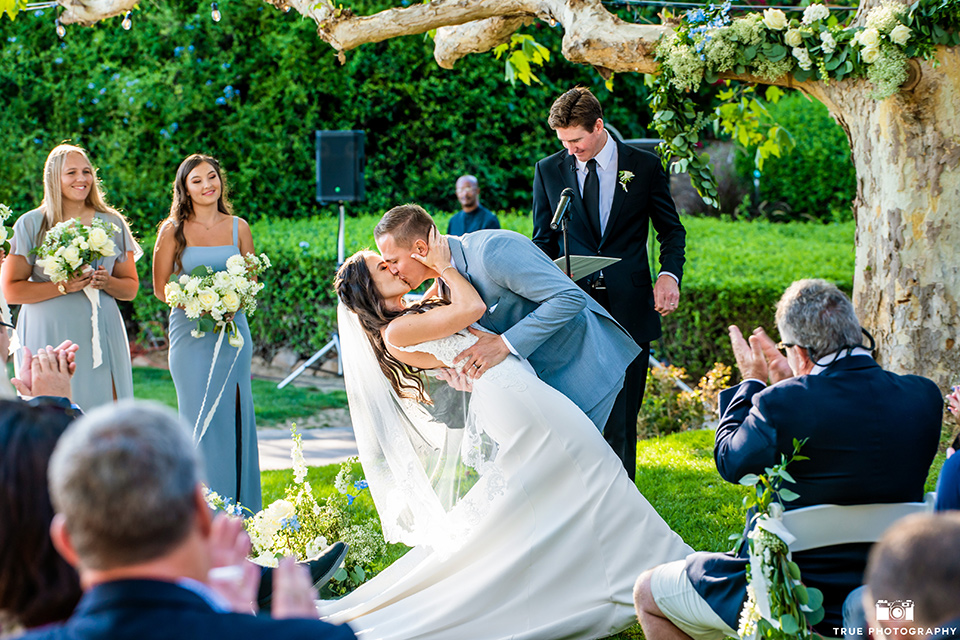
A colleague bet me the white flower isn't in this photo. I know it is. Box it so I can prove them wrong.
[221,290,241,313]
[859,27,881,48]
[249,552,279,568]
[785,28,803,47]
[62,246,82,269]
[197,288,220,311]
[890,24,912,45]
[190,328,206,339]
[0,226,8,244]
[226,254,246,276]
[820,31,837,53]
[305,535,329,560]
[802,3,830,25]
[184,299,202,319]
[164,282,184,305]
[228,330,244,349]
[184,278,200,295]
[762,8,787,30]
[617,170,635,192]
[88,227,113,254]
[793,46,813,69]
[861,44,881,63]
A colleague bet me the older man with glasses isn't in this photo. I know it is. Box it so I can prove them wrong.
[634,278,943,640]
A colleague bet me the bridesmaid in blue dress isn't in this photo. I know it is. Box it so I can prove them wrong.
[0,144,140,412]
[152,154,261,512]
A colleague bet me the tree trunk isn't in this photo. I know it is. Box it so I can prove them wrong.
[808,48,960,390]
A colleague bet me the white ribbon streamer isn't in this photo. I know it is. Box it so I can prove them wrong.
[193,325,242,444]
[82,285,103,369]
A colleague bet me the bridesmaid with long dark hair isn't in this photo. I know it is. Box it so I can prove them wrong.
[152,154,261,512]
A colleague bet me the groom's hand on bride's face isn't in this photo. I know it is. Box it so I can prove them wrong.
[456,329,510,379]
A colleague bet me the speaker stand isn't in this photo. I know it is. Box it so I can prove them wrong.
[276,202,347,390]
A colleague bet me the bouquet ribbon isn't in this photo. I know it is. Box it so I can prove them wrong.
[83,285,103,368]
[194,324,243,443]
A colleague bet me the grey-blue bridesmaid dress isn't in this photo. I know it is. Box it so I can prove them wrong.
[10,208,140,412]
[168,217,261,512]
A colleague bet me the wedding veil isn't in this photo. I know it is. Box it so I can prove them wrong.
[337,303,504,557]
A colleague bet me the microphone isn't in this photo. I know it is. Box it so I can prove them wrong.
[550,188,575,230]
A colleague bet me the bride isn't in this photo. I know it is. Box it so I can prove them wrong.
[325,229,691,640]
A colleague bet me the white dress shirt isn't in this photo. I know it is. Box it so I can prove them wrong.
[574,130,618,237]
[576,130,678,284]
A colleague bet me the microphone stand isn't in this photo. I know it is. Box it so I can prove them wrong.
[561,215,572,278]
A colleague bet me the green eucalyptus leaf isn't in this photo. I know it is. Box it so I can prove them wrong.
[780,613,800,634]
[740,474,761,488]
[779,488,801,501]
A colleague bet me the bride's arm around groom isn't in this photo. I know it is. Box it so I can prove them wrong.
[374,204,641,430]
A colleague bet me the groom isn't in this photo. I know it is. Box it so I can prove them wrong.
[374,204,640,433]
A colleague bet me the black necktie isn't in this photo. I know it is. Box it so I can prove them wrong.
[583,158,601,239]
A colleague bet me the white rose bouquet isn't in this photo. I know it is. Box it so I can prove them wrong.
[164,252,270,349]
[32,218,119,285]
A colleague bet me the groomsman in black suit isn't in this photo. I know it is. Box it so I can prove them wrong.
[532,87,687,480]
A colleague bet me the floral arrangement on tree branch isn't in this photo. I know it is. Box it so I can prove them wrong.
[735,438,825,640]
[651,0,960,207]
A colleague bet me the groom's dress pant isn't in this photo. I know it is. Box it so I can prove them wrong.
[588,285,648,481]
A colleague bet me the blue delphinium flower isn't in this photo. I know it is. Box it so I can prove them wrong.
[354,479,369,490]
[215,96,226,105]
[281,515,301,532]
[347,494,356,506]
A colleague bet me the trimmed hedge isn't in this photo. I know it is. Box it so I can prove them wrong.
[128,213,854,378]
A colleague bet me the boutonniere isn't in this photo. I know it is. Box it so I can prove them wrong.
[618,170,635,192]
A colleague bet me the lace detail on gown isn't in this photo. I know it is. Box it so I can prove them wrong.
[389,328,530,555]
[392,326,528,392]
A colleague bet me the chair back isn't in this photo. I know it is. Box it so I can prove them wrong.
[781,493,936,553]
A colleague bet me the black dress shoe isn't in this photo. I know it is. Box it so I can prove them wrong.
[256,541,349,610]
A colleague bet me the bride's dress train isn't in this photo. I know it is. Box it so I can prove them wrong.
[322,308,692,639]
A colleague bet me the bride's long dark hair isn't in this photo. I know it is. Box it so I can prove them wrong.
[334,251,448,403]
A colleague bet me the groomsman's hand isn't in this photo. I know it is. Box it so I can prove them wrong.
[653,275,680,316]
[456,328,510,379]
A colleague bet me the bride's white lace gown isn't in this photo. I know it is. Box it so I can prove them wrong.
[322,317,692,640]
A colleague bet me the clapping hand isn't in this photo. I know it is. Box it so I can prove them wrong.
[12,341,78,399]
[728,326,794,385]
[272,557,321,620]
[207,513,261,614]
[946,387,960,459]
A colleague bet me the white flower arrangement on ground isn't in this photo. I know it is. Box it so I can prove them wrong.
[204,425,387,596]
[164,252,270,348]
[32,218,119,283]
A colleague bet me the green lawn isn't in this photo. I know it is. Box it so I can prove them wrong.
[132,367,347,425]
[259,426,952,640]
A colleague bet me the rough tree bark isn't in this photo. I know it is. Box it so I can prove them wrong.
[58,0,960,390]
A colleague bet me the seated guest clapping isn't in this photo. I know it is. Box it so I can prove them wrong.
[864,512,960,639]
[634,279,942,640]
[18,400,357,640]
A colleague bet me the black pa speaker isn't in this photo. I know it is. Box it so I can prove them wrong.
[315,130,365,203]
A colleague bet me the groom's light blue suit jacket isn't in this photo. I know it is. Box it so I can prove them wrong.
[448,231,640,429]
